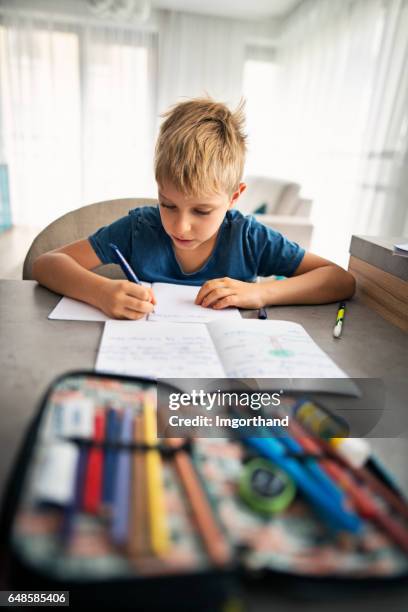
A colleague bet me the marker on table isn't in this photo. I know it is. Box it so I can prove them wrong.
[333,302,346,338]
[258,275,286,319]
[109,243,141,284]
[258,307,268,320]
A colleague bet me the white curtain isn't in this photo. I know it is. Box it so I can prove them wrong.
[1,1,407,254]
[353,0,408,237]
[0,7,253,228]
[157,10,246,115]
[263,0,408,265]
[0,13,157,226]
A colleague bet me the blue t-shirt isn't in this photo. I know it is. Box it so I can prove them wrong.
[88,206,305,285]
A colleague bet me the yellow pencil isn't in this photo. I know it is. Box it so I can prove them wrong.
[143,393,170,556]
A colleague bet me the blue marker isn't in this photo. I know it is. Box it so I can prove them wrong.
[277,433,345,503]
[109,243,141,284]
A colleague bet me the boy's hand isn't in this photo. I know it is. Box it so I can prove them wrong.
[195,278,266,310]
[98,280,156,319]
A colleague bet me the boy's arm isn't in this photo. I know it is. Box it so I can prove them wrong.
[195,252,356,310]
[258,252,356,306]
[32,239,155,319]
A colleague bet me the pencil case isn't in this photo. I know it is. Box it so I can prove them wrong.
[2,371,408,608]
[0,371,238,611]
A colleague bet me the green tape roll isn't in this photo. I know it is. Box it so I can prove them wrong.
[239,458,296,515]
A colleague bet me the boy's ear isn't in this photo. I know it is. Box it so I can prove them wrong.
[229,182,247,208]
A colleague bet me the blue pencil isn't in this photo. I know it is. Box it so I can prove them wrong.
[103,408,121,508]
[111,408,133,545]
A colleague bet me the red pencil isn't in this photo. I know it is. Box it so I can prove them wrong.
[83,410,106,514]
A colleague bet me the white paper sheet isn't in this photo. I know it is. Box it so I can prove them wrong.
[95,321,225,379]
[49,282,241,323]
[48,297,111,321]
[149,283,241,323]
[207,319,350,379]
[48,281,151,321]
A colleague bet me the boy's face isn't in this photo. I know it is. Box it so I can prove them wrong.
[158,181,246,251]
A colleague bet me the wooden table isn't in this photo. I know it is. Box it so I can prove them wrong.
[1,280,407,610]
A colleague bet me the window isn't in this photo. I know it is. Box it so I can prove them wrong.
[243,46,280,177]
[0,19,157,226]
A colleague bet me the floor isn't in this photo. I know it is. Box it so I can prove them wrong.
[0,225,40,279]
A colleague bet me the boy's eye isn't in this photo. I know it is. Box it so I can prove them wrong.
[160,202,211,215]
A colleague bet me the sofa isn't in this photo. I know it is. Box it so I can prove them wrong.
[237,176,313,250]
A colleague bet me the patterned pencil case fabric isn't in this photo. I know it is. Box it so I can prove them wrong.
[2,371,408,608]
[1,372,236,611]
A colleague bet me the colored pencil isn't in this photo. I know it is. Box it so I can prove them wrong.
[166,437,231,567]
[128,412,149,556]
[144,395,170,556]
[102,407,121,509]
[289,417,408,552]
[62,444,88,543]
[111,407,133,545]
[83,410,105,513]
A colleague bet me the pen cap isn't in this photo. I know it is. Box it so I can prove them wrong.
[330,437,371,469]
[294,401,349,439]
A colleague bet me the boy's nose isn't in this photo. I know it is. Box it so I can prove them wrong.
[174,216,192,236]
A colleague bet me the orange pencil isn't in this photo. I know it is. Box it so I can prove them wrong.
[167,437,230,567]
[128,412,150,556]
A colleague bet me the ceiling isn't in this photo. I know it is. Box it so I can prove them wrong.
[152,0,302,20]
[0,0,303,23]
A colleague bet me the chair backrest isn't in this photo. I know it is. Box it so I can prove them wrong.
[23,197,158,280]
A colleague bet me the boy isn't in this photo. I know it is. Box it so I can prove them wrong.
[32,97,355,318]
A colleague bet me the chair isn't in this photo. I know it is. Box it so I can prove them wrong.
[237,176,314,248]
[23,197,158,280]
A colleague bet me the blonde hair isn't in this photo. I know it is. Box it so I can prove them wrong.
[154,97,247,197]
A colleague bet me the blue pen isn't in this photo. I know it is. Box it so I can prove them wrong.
[111,408,133,544]
[244,435,362,533]
[109,243,141,284]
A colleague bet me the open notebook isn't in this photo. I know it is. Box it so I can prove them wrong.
[95,319,358,395]
[48,282,241,323]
